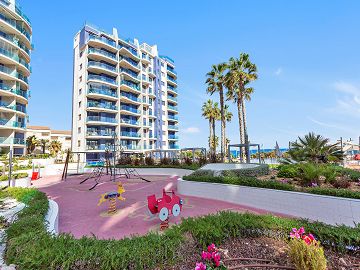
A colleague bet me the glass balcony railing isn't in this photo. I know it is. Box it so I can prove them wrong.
[15,4,31,26]
[120,68,140,80]
[142,76,151,83]
[141,54,151,62]
[167,67,177,75]
[167,86,178,93]
[120,118,140,126]
[168,115,178,121]
[169,145,180,149]
[160,55,175,65]
[168,105,178,111]
[86,129,115,137]
[89,35,116,48]
[119,44,139,58]
[88,61,116,72]
[167,96,177,102]
[0,119,25,128]
[168,135,179,140]
[87,116,117,123]
[88,87,117,98]
[88,74,117,85]
[167,76,177,84]
[121,144,142,150]
[120,105,141,114]
[88,47,117,60]
[0,13,31,41]
[86,144,109,151]
[120,80,140,91]
[0,83,27,98]
[119,56,140,69]
[87,101,117,110]
[168,125,179,130]
[0,137,25,145]
[120,131,141,138]
[17,72,28,83]
[0,30,30,55]
[0,47,30,70]
[120,92,141,102]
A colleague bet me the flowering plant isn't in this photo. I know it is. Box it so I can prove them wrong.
[195,244,227,270]
[290,227,316,245]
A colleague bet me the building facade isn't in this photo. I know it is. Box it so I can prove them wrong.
[71,25,179,161]
[26,126,71,154]
[0,0,32,156]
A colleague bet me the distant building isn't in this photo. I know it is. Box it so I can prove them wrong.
[26,126,71,154]
[71,24,179,162]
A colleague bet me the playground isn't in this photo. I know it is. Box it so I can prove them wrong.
[34,170,274,239]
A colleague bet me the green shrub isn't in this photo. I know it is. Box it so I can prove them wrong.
[0,173,29,182]
[288,239,327,270]
[332,176,351,189]
[319,165,338,184]
[333,166,360,182]
[144,157,155,166]
[297,163,322,186]
[159,158,171,165]
[188,169,214,178]
[221,164,269,177]
[306,187,360,200]
[277,164,299,178]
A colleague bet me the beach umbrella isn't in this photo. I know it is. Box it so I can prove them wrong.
[275,141,282,158]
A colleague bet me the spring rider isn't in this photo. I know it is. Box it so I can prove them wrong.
[98,182,126,214]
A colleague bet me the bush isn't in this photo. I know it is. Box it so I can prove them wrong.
[159,158,171,165]
[306,187,360,199]
[332,176,351,189]
[288,239,327,270]
[333,166,360,182]
[277,164,299,178]
[188,169,214,178]
[117,156,132,165]
[221,164,269,177]
[0,173,29,182]
[144,157,155,166]
[320,165,338,184]
[171,159,180,166]
[297,163,322,186]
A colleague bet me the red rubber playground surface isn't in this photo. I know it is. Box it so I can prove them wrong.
[36,173,278,240]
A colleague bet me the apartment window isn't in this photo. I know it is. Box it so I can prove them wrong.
[162,101,165,105]
[162,141,166,145]
[78,101,81,108]
[79,64,82,70]
[77,140,81,147]
[79,76,82,82]
[143,97,146,103]
[80,51,83,58]
[162,91,165,96]
[78,127,81,134]
[161,81,165,86]
[79,89,82,95]
[163,131,166,135]
[161,62,164,67]
[161,72,165,77]
[78,114,81,120]
[162,111,165,115]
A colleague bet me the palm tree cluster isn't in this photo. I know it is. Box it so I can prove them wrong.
[26,136,62,157]
[283,132,344,164]
[202,53,258,162]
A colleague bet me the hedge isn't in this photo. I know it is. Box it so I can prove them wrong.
[3,188,360,269]
[0,173,29,182]
[190,164,270,178]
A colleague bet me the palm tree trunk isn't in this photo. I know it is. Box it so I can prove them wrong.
[209,119,213,158]
[219,90,225,162]
[242,98,249,162]
[212,118,216,161]
[237,97,245,162]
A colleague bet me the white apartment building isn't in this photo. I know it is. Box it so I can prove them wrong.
[26,125,71,154]
[71,24,179,162]
[0,0,32,156]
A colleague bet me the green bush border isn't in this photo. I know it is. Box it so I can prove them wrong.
[182,175,360,200]
[3,188,360,269]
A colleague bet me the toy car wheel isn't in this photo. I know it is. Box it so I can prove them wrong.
[172,204,181,217]
[159,207,169,221]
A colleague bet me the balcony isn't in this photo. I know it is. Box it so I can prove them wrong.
[119,56,140,71]
[0,101,26,113]
[86,130,115,137]
[142,76,151,85]
[168,135,179,140]
[88,35,116,50]
[0,30,30,57]
[120,105,141,115]
[0,137,25,145]
[87,116,117,124]
[120,118,140,126]
[88,47,117,62]
[141,54,151,64]
[167,67,177,75]
[0,13,31,42]
[119,44,139,59]
[88,61,117,74]
[140,44,152,54]
[120,92,141,103]
[120,68,140,81]
[88,87,118,99]
[87,101,117,111]
[160,55,175,66]
[120,131,141,138]
[86,144,108,151]
[122,144,141,150]
[168,115,178,121]
[167,76,177,85]
[168,105,178,112]
[15,4,31,27]
[169,144,180,149]
[0,119,25,129]
[168,125,179,131]
[167,86,178,94]
[167,96,177,102]
[120,80,140,92]
[88,74,117,86]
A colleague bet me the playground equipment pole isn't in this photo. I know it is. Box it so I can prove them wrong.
[8,147,12,187]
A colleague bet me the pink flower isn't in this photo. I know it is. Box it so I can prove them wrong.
[212,252,221,267]
[298,227,305,235]
[195,262,206,270]
[308,233,315,241]
[201,251,211,260]
[207,243,216,252]
[290,227,305,239]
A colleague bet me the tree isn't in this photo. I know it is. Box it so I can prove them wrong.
[225,53,258,162]
[202,100,220,161]
[206,63,228,162]
[223,105,233,158]
[283,132,344,164]
[49,140,62,157]
[38,139,49,154]
[26,135,37,154]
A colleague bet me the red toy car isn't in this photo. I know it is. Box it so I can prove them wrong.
[147,189,183,221]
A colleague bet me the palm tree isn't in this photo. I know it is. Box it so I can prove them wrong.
[206,63,227,162]
[26,135,37,154]
[283,132,344,164]
[223,105,233,158]
[225,53,258,162]
[202,100,220,160]
[38,139,49,154]
[49,140,62,157]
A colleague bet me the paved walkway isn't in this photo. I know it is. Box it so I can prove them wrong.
[34,169,271,240]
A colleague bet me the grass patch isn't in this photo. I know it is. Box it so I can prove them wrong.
[0,173,29,182]
[3,188,360,269]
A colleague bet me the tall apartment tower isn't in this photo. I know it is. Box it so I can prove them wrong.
[0,0,32,155]
[72,25,179,162]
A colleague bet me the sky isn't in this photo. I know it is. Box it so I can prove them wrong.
[20,0,360,149]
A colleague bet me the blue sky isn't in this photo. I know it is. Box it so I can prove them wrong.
[21,0,360,149]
